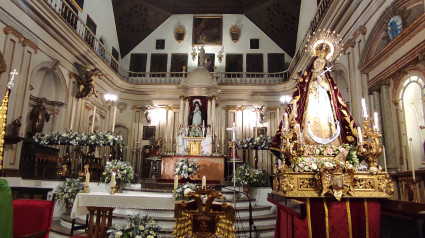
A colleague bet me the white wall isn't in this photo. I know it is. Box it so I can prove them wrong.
[121,14,291,72]
[79,0,120,58]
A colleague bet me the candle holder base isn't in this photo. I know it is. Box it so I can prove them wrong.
[84,185,90,193]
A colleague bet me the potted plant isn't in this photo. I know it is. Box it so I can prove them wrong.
[102,160,134,192]
[173,183,197,201]
[233,163,267,192]
[109,213,161,238]
[55,178,84,215]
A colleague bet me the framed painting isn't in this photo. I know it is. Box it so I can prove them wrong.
[156,39,165,50]
[198,53,215,72]
[193,16,223,46]
[253,127,267,136]
[170,53,188,77]
[143,126,156,140]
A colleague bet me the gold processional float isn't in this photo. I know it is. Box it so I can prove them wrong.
[272,29,394,201]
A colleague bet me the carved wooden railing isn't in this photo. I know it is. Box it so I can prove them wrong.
[287,0,335,77]
[44,0,289,85]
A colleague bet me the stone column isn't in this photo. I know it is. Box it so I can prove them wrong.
[211,97,216,127]
[179,97,184,126]
[184,98,189,125]
[207,98,211,125]
[380,84,398,171]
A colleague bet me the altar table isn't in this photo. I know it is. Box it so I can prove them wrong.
[160,156,225,183]
[71,192,174,238]
[268,193,382,238]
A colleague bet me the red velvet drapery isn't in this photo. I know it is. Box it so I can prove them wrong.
[270,198,381,238]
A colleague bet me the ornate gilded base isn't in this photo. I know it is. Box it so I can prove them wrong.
[273,171,394,200]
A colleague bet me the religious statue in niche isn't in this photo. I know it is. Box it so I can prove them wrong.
[150,138,162,157]
[11,116,22,137]
[177,124,188,154]
[227,139,239,159]
[190,100,203,126]
[30,101,50,134]
[70,63,103,99]
[201,125,212,155]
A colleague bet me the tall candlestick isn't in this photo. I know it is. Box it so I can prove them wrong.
[222,126,225,150]
[255,110,258,137]
[292,100,297,117]
[361,98,368,118]
[85,172,90,186]
[111,106,117,132]
[111,172,116,188]
[174,175,178,190]
[374,112,379,131]
[276,108,280,129]
[202,176,206,188]
[358,127,363,145]
[91,106,96,133]
[383,145,388,172]
[409,138,416,181]
[284,113,289,131]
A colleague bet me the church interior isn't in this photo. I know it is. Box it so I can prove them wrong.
[1,0,425,237]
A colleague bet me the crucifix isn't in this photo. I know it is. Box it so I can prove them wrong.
[8,69,18,89]
[226,122,240,207]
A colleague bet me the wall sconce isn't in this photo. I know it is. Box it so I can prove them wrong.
[280,95,292,106]
[104,93,117,107]
[191,47,197,61]
[218,46,224,63]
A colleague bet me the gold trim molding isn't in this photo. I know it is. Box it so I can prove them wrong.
[21,39,38,53]
[174,25,186,43]
[3,26,24,42]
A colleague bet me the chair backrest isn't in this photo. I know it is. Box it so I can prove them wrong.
[13,194,56,238]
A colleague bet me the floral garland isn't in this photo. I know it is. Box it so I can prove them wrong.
[189,126,203,137]
[174,159,199,179]
[33,129,124,146]
[102,160,134,186]
[110,214,161,238]
[173,183,196,201]
[302,144,354,157]
[238,135,273,150]
[55,178,84,204]
[233,163,266,187]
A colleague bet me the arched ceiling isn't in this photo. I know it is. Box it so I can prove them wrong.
[112,0,301,57]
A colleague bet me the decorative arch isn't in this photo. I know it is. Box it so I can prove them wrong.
[360,0,424,69]
[332,63,350,107]
[29,61,68,103]
[396,71,425,171]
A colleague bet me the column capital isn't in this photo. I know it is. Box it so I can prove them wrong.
[21,38,38,53]
[3,26,24,42]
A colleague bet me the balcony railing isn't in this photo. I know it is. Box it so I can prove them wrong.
[45,0,289,85]
[287,0,334,76]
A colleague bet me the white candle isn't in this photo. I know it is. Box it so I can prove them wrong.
[276,108,280,129]
[361,98,368,118]
[91,106,96,133]
[174,175,178,190]
[284,113,289,131]
[383,145,388,172]
[111,172,116,187]
[202,176,206,188]
[358,127,363,145]
[292,100,297,117]
[112,106,117,132]
[85,172,90,186]
[374,112,379,131]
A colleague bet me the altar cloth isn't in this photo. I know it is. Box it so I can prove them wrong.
[71,192,175,218]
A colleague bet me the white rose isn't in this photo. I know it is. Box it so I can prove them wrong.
[115,231,123,238]
[175,168,180,173]
[108,135,114,140]
[184,188,193,195]
[135,236,142,238]
[311,163,317,170]
[139,225,144,230]
[147,235,154,238]
[188,168,193,172]
[183,165,188,170]
[90,135,96,140]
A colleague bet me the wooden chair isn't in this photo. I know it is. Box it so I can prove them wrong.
[13,194,56,238]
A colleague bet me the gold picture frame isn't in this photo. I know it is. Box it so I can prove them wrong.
[174,25,186,43]
[192,16,223,46]
[229,25,241,43]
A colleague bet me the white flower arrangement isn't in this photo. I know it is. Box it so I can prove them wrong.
[174,159,199,178]
[109,214,160,238]
[102,160,134,187]
[233,163,267,187]
[173,182,196,201]
[33,129,124,146]
[238,135,273,150]
[189,126,203,137]
[302,144,354,157]
[55,178,84,204]
[292,156,360,173]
